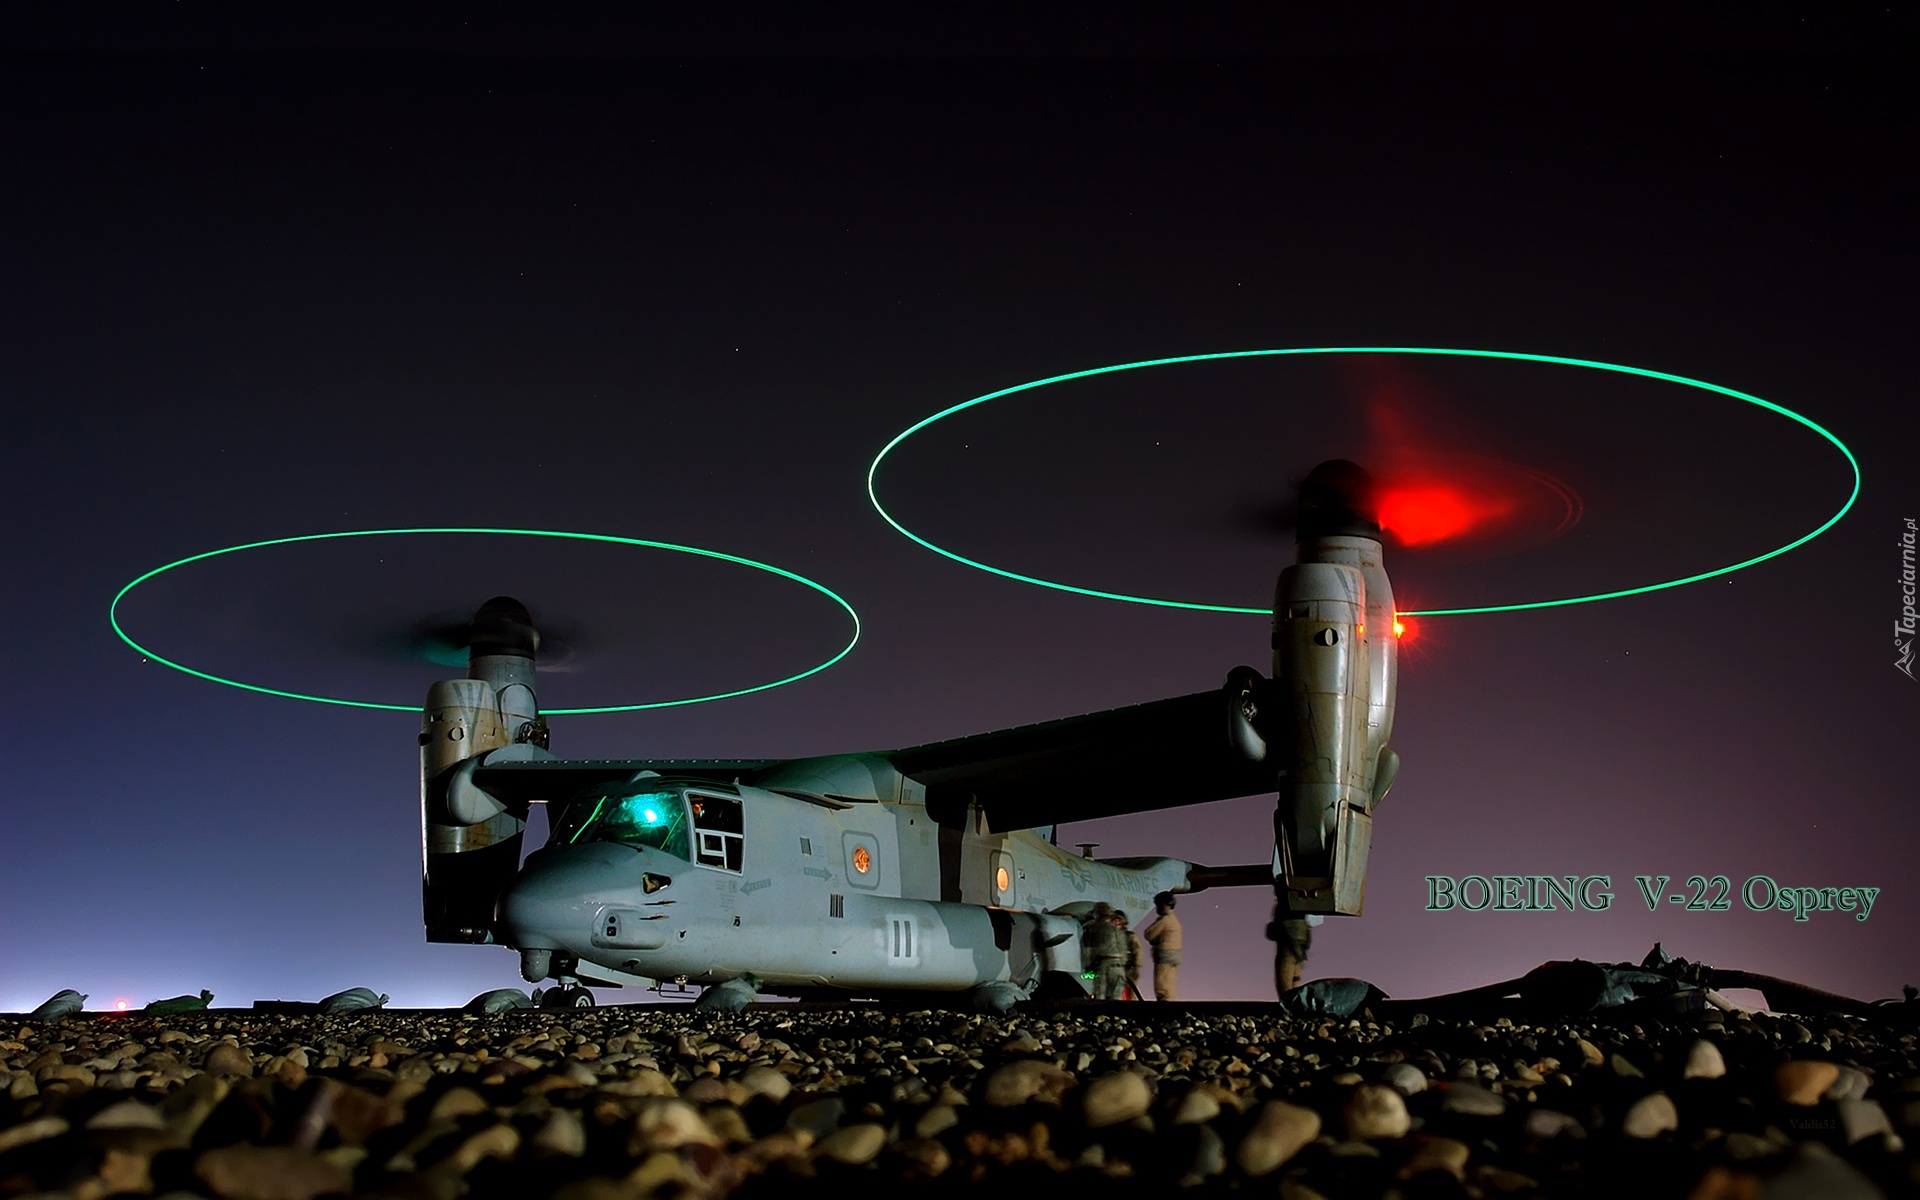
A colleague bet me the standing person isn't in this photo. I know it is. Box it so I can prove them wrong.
[1113,909,1144,1000]
[1144,892,1183,1001]
[1084,903,1128,1000]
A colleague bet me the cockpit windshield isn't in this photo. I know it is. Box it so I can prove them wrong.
[551,787,691,859]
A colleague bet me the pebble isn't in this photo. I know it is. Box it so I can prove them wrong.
[1171,1086,1221,1125]
[203,1042,255,1077]
[195,1144,351,1200]
[1440,1080,1506,1116]
[1399,1135,1470,1180]
[786,1096,846,1139]
[1236,1101,1321,1176]
[1683,1039,1726,1079]
[530,1108,587,1156]
[1523,1108,1585,1140]
[1826,1065,1872,1101]
[1775,1060,1841,1106]
[1341,1082,1411,1139]
[0,1001,1912,1195]
[1082,1070,1151,1127]
[814,1122,887,1164]
[979,1058,1074,1107]
[737,1063,792,1102]
[1836,1098,1895,1145]
[1381,1061,1427,1094]
[1621,1091,1678,1138]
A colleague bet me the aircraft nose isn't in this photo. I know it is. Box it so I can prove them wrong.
[497,842,633,950]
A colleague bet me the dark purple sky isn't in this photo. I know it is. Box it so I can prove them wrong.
[3,7,1914,1011]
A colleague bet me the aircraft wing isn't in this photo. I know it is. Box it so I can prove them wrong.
[880,678,1274,830]
[470,758,778,805]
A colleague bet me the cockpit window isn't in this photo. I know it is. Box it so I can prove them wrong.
[553,788,691,859]
[689,792,744,872]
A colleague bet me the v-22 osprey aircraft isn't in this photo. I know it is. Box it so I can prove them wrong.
[421,461,1401,1008]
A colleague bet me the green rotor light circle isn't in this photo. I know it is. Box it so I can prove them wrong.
[867,347,1861,617]
[110,528,862,713]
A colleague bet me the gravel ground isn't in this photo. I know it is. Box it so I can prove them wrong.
[3,1001,1917,1198]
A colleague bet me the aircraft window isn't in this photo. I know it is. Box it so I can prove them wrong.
[557,789,690,859]
[690,793,744,872]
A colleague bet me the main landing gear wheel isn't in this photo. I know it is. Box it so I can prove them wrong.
[540,986,594,1009]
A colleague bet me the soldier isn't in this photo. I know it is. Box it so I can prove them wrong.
[1083,902,1129,1000]
[1145,892,1182,1001]
[1114,909,1145,1000]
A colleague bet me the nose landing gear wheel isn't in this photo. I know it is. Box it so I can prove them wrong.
[539,985,595,1009]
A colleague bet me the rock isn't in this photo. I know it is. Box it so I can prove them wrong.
[85,1098,167,1130]
[631,1098,720,1150]
[195,1145,351,1200]
[1236,1101,1320,1176]
[1683,1040,1726,1080]
[1180,1123,1227,1180]
[204,1042,255,1077]
[442,1123,521,1173]
[787,1096,847,1139]
[1523,1108,1585,1140]
[980,1059,1074,1107]
[1774,1061,1840,1106]
[1622,1091,1678,1138]
[896,1136,952,1177]
[599,1068,676,1097]
[428,1086,490,1121]
[737,1064,792,1103]
[1439,1081,1506,1117]
[0,1116,68,1154]
[1083,1070,1151,1127]
[1609,1053,1644,1078]
[36,1062,95,1088]
[530,1108,588,1157]
[1399,1136,1470,1180]
[915,1103,961,1138]
[1836,1098,1895,1145]
[1575,1038,1604,1067]
[1344,1082,1411,1138]
[1172,1086,1221,1125]
[1760,1142,1885,1199]
[814,1122,887,1164]
[27,989,86,1021]
[1001,1030,1042,1054]
[1825,1066,1871,1101]
[324,1082,404,1143]
[1382,1062,1428,1095]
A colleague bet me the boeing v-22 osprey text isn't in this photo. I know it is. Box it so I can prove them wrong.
[421,461,1401,1008]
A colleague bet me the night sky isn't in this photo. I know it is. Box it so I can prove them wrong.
[4,8,1914,1012]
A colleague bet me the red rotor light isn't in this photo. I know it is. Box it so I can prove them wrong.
[1376,481,1515,546]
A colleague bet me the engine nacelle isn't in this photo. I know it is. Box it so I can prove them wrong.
[419,597,544,944]
[1271,463,1399,919]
